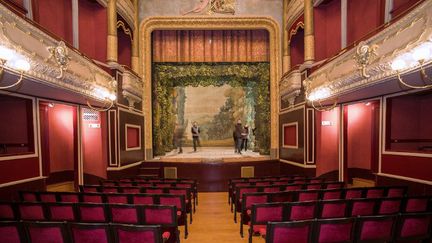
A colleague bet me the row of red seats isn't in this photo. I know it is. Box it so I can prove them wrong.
[0,202,180,243]
[228,177,328,205]
[265,212,432,243]
[17,191,189,237]
[245,196,432,242]
[79,185,195,216]
[234,186,407,222]
[1,220,168,243]
[102,177,199,206]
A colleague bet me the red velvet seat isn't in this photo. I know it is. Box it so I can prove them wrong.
[314,217,355,243]
[0,221,24,243]
[404,196,431,213]
[306,183,322,190]
[266,220,314,243]
[141,205,179,243]
[354,215,397,242]
[39,192,58,202]
[105,193,129,204]
[240,193,269,237]
[366,188,385,198]
[121,187,141,193]
[344,188,364,199]
[111,224,164,243]
[0,202,16,220]
[350,198,378,216]
[18,202,46,220]
[108,204,139,224]
[378,198,402,215]
[81,193,104,203]
[20,191,38,202]
[248,203,284,243]
[319,199,348,219]
[394,212,432,242]
[59,193,79,203]
[325,182,344,189]
[46,202,76,221]
[132,194,155,205]
[297,190,320,201]
[386,187,406,197]
[322,189,343,200]
[69,222,110,243]
[24,221,68,243]
[158,194,188,238]
[76,203,107,223]
[101,186,119,193]
[288,201,318,220]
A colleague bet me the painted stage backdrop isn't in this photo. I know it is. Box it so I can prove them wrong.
[152,63,270,156]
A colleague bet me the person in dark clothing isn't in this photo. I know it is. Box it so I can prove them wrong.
[242,124,249,151]
[234,120,243,154]
[174,123,184,154]
[233,130,237,153]
[191,121,201,152]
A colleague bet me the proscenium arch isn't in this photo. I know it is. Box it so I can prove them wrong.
[139,16,281,160]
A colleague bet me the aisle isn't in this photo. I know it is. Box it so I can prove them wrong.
[179,192,266,243]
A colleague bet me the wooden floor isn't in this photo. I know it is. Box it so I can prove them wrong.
[179,192,265,243]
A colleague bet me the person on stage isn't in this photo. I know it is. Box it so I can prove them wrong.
[242,124,249,151]
[234,120,243,154]
[191,121,201,152]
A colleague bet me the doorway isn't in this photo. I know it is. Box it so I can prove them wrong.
[39,101,79,191]
[342,100,380,186]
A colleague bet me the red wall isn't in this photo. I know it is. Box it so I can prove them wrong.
[392,0,423,18]
[290,27,305,67]
[118,25,132,67]
[314,0,341,61]
[382,154,432,181]
[315,108,340,176]
[126,126,140,148]
[82,110,107,180]
[347,0,385,45]
[32,0,73,44]
[0,158,39,184]
[48,104,75,173]
[78,0,107,63]
[346,103,372,170]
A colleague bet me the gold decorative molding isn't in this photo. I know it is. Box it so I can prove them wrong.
[288,21,304,44]
[117,20,133,41]
[305,0,432,101]
[96,0,134,30]
[280,69,302,109]
[139,16,281,159]
[121,69,142,109]
[47,41,71,79]
[285,0,304,33]
[0,4,115,101]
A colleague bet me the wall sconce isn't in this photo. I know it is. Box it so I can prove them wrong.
[391,41,432,89]
[0,45,31,89]
[86,86,117,112]
[306,86,338,111]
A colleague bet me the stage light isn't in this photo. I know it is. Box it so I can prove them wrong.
[391,41,432,89]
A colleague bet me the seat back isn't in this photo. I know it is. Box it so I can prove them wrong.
[46,202,76,221]
[24,221,68,243]
[319,199,349,219]
[111,224,163,243]
[266,220,314,243]
[288,201,318,221]
[394,212,432,242]
[108,204,139,224]
[354,215,397,242]
[76,203,107,223]
[68,222,110,243]
[314,217,355,243]
[0,221,25,243]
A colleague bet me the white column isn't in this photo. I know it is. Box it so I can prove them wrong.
[384,0,393,23]
[341,0,347,48]
[23,0,33,20]
[72,0,79,48]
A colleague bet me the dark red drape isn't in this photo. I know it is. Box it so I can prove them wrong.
[152,30,269,62]
[32,0,73,44]
[347,0,385,45]
[78,0,107,63]
[314,0,341,61]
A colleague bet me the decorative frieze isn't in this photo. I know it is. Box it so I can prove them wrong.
[0,3,115,101]
[280,69,302,108]
[305,0,432,101]
[121,69,143,109]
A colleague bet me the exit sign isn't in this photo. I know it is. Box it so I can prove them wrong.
[88,123,100,128]
[321,121,332,126]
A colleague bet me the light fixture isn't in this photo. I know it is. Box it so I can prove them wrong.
[48,103,55,108]
[0,45,31,90]
[86,86,117,112]
[0,45,30,90]
[391,41,432,89]
[306,86,338,111]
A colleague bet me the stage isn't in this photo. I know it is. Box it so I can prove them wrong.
[153,147,270,163]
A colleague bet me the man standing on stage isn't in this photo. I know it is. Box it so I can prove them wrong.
[234,120,243,154]
[191,121,201,152]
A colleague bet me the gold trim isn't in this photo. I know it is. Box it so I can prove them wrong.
[117,20,133,41]
[139,16,281,159]
[288,21,304,44]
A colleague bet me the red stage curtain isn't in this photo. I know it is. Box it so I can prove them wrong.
[152,30,269,62]
[78,0,107,63]
[32,0,73,44]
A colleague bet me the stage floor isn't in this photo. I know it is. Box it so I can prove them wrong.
[153,147,270,162]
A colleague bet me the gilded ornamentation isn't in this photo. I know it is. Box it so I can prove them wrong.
[354,41,378,78]
[305,0,432,101]
[140,17,281,158]
[280,69,302,108]
[47,41,71,79]
[182,0,235,15]
[117,20,133,41]
[0,4,115,100]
